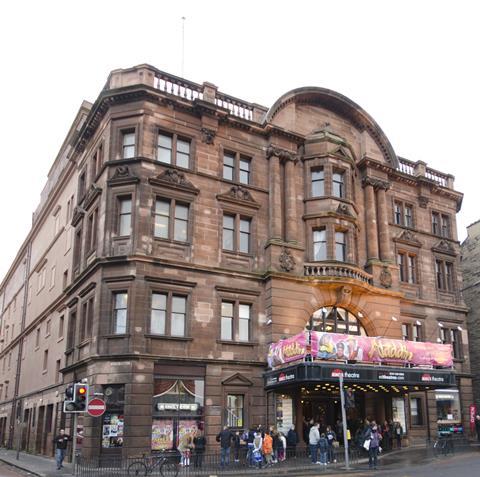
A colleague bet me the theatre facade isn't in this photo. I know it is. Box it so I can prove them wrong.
[0,64,471,459]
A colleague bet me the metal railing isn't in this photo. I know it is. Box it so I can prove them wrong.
[75,446,361,476]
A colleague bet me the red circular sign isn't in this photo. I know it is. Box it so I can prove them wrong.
[87,398,106,417]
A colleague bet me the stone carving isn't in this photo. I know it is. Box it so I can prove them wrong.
[108,165,140,186]
[418,195,429,208]
[158,168,190,186]
[336,285,353,307]
[362,176,391,191]
[266,145,297,162]
[396,230,422,246]
[201,127,216,145]
[433,239,456,255]
[279,248,296,272]
[380,267,393,288]
[226,185,254,202]
[111,166,132,179]
[336,204,353,216]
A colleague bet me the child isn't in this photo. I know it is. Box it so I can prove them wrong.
[318,433,328,465]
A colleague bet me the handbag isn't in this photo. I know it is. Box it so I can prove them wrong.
[363,438,371,451]
[332,441,340,448]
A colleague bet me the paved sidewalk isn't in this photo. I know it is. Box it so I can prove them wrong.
[0,449,73,477]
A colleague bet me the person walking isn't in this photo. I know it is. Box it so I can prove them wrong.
[216,426,233,469]
[309,422,320,464]
[53,429,71,470]
[382,421,391,451]
[366,422,382,470]
[326,425,337,464]
[262,431,274,466]
[193,430,206,468]
[393,421,403,449]
[475,415,480,443]
[286,425,299,458]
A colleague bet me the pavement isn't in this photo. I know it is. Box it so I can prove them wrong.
[0,445,479,477]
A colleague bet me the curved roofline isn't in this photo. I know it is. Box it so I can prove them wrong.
[264,87,399,168]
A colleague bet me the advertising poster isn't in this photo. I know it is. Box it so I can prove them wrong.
[177,420,199,446]
[151,419,174,450]
[102,413,124,448]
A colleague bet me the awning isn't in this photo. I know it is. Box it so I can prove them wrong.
[264,362,456,390]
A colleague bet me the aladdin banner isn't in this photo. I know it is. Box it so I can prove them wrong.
[267,331,453,369]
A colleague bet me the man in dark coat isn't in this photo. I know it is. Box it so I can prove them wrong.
[216,426,233,468]
[53,429,71,470]
[286,425,299,458]
[475,414,480,442]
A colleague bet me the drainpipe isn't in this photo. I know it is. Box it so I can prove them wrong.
[8,242,32,452]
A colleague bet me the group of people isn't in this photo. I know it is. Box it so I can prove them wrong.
[177,430,206,468]
[308,422,339,465]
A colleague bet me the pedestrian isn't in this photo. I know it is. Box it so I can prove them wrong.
[286,425,299,458]
[53,429,71,470]
[278,432,286,461]
[475,415,480,443]
[178,431,193,466]
[309,422,320,464]
[233,430,241,463]
[382,421,390,451]
[393,421,403,448]
[193,430,206,468]
[253,432,263,468]
[326,425,337,463]
[271,429,279,463]
[318,432,328,465]
[216,426,233,468]
[262,431,274,466]
[366,422,382,470]
[245,428,256,466]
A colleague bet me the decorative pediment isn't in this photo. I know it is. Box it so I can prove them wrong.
[84,184,102,209]
[222,373,253,387]
[148,169,199,195]
[71,206,86,226]
[432,239,457,256]
[394,230,422,247]
[336,203,353,217]
[107,166,140,187]
[216,186,260,209]
[332,146,352,160]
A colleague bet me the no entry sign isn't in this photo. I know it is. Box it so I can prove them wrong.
[87,398,106,417]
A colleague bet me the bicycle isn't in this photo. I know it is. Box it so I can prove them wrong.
[432,437,453,457]
[128,452,179,477]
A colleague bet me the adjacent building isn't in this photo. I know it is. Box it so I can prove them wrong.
[0,64,472,461]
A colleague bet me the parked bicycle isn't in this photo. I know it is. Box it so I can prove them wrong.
[432,437,454,457]
[127,452,179,477]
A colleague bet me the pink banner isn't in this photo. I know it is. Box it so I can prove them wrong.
[267,331,453,369]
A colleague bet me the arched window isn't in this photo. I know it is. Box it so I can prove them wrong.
[306,306,366,336]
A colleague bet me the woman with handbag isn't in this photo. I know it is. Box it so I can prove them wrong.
[366,422,382,470]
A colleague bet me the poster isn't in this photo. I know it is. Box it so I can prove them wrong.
[151,419,174,450]
[268,331,453,368]
[177,420,199,446]
[102,413,124,448]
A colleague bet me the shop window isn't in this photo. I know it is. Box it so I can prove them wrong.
[102,384,125,449]
[313,229,327,261]
[220,301,251,342]
[113,292,128,335]
[222,214,251,254]
[122,131,135,159]
[410,397,424,426]
[152,378,204,451]
[226,394,244,428]
[392,397,406,434]
[332,170,345,198]
[223,151,252,185]
[157,132,191,169]
[308,306,366,336]
[150,292,187,337]
[436,389,461,425]
[435,259,454,292]
[397,252,417,284]
[154,199,189,242]
[311,168,325,197]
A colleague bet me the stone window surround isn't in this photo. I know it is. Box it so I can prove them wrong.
[305,156,352,201]
[110,117,143,162]
[220,206,256,257]
[218,144,256,186]
[393,199,415,228]
[433,255,456,293]
[305,217,356,264]
[396,250,419,285]
[153,126,196,170]
[110,188,136,240]
[102,277,135,338]
[431,209,452,239]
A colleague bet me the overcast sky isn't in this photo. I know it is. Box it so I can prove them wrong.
[0,0,479,280]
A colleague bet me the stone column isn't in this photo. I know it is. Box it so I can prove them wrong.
[363,177,379,261]
[284,159,298,243]
[268,153,282,240]
[376,182,393,262]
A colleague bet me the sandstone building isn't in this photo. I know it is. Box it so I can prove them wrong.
[0,64,471,460]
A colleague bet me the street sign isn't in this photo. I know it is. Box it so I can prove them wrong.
[87,398,106,417]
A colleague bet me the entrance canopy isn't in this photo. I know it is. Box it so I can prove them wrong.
[265,362,456,391]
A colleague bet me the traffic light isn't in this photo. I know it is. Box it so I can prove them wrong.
[63,382,89,413]
[74,383,89,412]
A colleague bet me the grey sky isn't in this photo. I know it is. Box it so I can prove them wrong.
[1,0,479,280]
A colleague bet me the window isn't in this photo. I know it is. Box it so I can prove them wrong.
[66,310,76,350]
[154,199,189,242]
[432,212,450,238]
[436,389,461,423]
[311,169,325,197]
[435,259,454,292]
[118,197,132,236]
[58,315,64,339]
[220,301,251,342]
[53,210,61,236]
[309,306,366,336]
[226,394,244,428]
[394,201,414,227]
[90,145,103,183]
[150,292,187,337]
[46,319,51,337]
[113,292,128,334]
[313,229,327,261]
[401,323,410,341]
[397,252,417,284]
[8,352,12,370]
[50,265,56,289]
[223,151,252,185]
[332,171,345,198]
[86,208,98,253]
[80,297,94,342]
[73,227,83,270]
[157,132,190,168]
[335,231,346,261]
[63,270,68,289]
[38,267,46,292]
[222,214,251,254]
[55,359,62,384]
[410,397,424,426]
[78,171,87,202]
[122,131,135,159]
[450,328,462,359]
[43,350,48,372]
[35,328,40,348]
[413,323,422,342]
